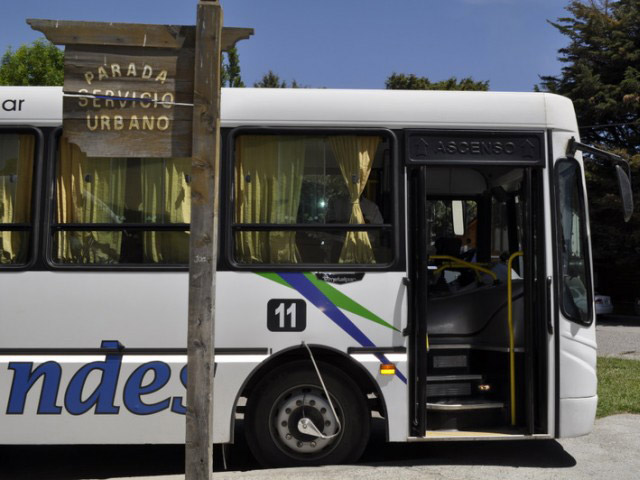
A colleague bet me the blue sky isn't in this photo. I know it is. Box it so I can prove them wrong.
[1,0,570,91]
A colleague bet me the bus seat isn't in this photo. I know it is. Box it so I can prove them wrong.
[426,280,525,347]
[435,237,462,257]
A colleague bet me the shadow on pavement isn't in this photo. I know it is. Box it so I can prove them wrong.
[0,444,186,480]
[356,418,576,469]
[0,419,576,479]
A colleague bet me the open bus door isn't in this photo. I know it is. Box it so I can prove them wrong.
[408,157,548,438]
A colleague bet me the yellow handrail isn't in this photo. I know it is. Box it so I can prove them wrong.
[507,251,523,426]
[429,255,498,282]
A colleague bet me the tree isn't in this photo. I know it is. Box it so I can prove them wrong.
[0,39,63,86]
[254,70,303,88]
[538,0,640,153]
[583,152,640,301]
[539,1,640,306]
[221,46,244,87]
[385,73,489,91]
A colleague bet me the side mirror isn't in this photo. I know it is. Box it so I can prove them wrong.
[615,165,634,222]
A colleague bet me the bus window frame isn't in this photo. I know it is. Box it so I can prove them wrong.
[0,126,43,271]
[225,127,401,272]
[45,128,191,271]
[553,157,594,326]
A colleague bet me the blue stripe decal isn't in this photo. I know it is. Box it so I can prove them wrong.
[278,273,407,384]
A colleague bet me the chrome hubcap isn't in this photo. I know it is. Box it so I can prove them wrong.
[272,386,340,455]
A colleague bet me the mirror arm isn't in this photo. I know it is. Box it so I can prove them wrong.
[566,137,630,173]
[566,137,634,223]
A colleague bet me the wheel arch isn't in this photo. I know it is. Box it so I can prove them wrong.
[229,344,389,442]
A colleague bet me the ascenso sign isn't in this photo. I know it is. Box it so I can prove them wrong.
[406,130,544,165]
[6,342,187,416]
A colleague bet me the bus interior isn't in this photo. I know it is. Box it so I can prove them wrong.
[417,165,547,436]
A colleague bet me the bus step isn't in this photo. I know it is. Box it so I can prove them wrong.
[432,354,469,370]
[427,382,472,397]
[427,374,482,382]
[426,399,504,411]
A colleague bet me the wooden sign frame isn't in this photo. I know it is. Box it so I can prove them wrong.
[30,3,252,479]
[28,17,252,158]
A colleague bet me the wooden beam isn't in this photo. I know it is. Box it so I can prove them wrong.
[185,1,222,479]
[27,18,252,51]
[219,27,254,51]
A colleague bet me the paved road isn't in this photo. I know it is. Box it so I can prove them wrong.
[596,314,640,360]
[2,415,639,480]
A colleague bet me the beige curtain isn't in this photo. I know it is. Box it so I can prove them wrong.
[329,136,380,264]
[141,157,191,263]
[235,135,306,263]
[57,137,126,263]
[0,134,34,263]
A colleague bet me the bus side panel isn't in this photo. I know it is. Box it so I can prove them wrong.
[0,271,189,349]
[0,270,250,444]
[215,271,409,442]
[0,270,408,443]
[0,358,187,444]
[0,357,261,444]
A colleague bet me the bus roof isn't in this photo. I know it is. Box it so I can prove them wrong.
[0,86,578,132]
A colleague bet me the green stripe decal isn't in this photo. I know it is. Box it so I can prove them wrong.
[258,272,292,289]
[259,272,398,332]
[302,273,399,332]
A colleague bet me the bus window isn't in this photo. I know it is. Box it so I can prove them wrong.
[429,199,478,258]
[232,133,393,266]
[53,137,191,265]
[0,133,35,265]
[556,159,592,324]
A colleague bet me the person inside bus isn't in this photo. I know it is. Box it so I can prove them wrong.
[326,194,383,225]
[489,251,522,284]
[325,193,383,262]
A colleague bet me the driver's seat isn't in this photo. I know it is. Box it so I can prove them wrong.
[434,237,462,258]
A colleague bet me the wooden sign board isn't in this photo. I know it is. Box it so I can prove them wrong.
[62,45,194,157]
[29,19,252,158]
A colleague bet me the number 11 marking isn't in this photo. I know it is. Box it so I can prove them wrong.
[275,302,297,328]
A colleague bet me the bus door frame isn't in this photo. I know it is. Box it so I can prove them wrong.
[407,165,429,436]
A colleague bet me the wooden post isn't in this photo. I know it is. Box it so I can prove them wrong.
[186,1,222,479]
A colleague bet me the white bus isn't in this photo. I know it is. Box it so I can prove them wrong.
[0,86,632,467]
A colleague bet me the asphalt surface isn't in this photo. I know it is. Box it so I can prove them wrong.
[1,415,639,480]
[0,415,640,480]
[596,314,640,360]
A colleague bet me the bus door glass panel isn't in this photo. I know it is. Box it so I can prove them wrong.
[427,199,478,294]
[0,133,35,265]
[232,134,393,266]
[53,137,191,265]
[555,160,591,324]
[490,194,524,278]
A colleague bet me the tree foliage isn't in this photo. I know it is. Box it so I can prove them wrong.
[221,46,244,87]
[253,70,302,88]
[538,0,640,152]
[385,73,489,91]
[539,1,640,304]
[0,40,245,89]
[0,39,63,86]
[584,153,640,299]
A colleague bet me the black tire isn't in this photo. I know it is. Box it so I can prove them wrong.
[245,360,370,468]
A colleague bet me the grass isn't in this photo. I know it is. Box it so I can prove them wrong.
[597,356,640,418]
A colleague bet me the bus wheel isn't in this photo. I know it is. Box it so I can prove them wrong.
[245,361,370,467]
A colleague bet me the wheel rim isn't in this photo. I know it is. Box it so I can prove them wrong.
[269,384,343,459]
